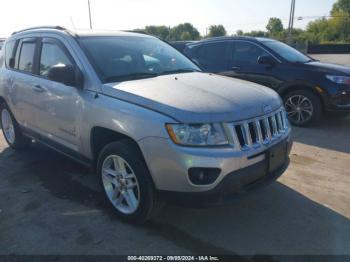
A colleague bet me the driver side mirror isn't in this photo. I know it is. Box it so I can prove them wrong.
[47,64,84,88]
[258,55,276,67]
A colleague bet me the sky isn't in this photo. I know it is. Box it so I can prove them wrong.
[0,0,337,37]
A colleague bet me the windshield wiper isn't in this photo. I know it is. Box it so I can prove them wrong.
[104,72,158,83]
[159,68,200,75]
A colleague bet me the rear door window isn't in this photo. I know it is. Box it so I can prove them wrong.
[18,41,36,73]
[0,50,3,67]
[4,40,16,68]
[194,42,229,62]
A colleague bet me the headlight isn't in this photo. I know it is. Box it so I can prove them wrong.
[326,75,350,85]
[166,123,229,146]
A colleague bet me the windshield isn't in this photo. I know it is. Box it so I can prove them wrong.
[79,36,200,83]
[263,40,311,63]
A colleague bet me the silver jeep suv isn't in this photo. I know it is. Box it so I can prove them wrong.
[0,26,292,223]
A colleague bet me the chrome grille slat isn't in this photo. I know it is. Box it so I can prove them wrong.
[282,111,287,129]
[264,118,272,139]
[277,113,283,132]
[230,109,289,151]
[255,120,264,143]
[243,123,253,146]
[271,115,278,136]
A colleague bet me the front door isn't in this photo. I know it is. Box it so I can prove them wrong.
[227,41,283,90]
[33,38,81,150]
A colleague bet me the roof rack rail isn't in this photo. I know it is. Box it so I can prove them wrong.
[123,30,150,36]
[11,26,71,36]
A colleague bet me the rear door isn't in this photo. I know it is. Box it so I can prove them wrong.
[227,40,282,89]
[11,38,40,130]
[188,41,230,73]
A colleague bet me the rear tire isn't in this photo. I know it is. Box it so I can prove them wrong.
[283,90,322,127]
[97,139,163,224]
[0,102,31,149]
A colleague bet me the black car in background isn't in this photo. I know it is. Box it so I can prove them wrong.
[171,41,196,52]
[183,37,350,126]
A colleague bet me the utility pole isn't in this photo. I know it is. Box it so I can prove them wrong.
[88,0,93,29]
[288,0,296,43]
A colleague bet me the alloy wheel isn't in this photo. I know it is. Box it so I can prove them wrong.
[1,109,15,144]
[285,95,314,125]
[101,155,140,214]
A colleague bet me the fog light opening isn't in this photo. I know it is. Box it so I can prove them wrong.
[188,168,221,185]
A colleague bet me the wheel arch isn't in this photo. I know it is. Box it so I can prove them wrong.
[90,126,158,192]
[278,83,327,111]
[0,96,7,106]
[90,126,144,162]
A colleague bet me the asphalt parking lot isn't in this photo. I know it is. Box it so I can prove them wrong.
[1,114,350,256]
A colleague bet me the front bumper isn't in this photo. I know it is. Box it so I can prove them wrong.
[160,156,290,207]
[138,130,292,195]
[328,90,350,112]
[322,85,350,112]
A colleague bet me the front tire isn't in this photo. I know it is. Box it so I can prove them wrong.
[283,90,322,127]
[97,140,162,224]
[0,102,31,149]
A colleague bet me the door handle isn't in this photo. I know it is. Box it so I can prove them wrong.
[32,85,45,93]
[231,66,241,71]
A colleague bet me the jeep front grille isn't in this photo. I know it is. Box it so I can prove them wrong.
[229,109,288,150]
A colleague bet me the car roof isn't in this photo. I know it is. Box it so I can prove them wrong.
[74,30,153,38]
[186,36,275,47]
[10,26,154,39]
[171,41,197,44]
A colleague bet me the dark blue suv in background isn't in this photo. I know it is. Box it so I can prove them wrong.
[183,37,350,127]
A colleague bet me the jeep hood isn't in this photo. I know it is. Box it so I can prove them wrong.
[101,72,282,123]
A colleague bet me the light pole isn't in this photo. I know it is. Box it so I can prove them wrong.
[88,0,93,29]
[288,0,296,43]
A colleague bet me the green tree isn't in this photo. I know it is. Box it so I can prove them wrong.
[169,23,201,41]
[180,32,192,41]
[303,0,350,44]
[332,0,350,14]
[133,28,147,34]
[266,17,284,36]
[144,26,170,40]
[244,31,267,37]
[236,30,244,36]
[207,25,227,37]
